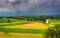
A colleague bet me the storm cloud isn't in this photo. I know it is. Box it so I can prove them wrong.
[0,0,60,16]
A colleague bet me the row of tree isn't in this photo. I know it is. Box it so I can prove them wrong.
[0,16,60,23]
[0,16,60,20]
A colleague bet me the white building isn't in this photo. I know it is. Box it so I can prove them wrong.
[46,19,49,24]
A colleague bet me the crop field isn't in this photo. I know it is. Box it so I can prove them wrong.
[0,18,59,38]
[0,18,49,38]
[0,32,44,38]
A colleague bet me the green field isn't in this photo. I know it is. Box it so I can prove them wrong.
[49,19,60,24]
[0,18,60,38]
[0,19,59,34]
[0,19,47,34]
[0,28,46,34]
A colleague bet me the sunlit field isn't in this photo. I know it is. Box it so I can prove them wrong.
[0,17,60,38]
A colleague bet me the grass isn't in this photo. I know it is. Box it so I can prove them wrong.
[9,19,25,22]
[0,28,46,34]
[0,18,29,26]
[0,24,15,27]
[0,19,27,23]
[49,19,60,24]
[0,19,20,23]
[13,21,30,25]
[0,22,29,27]
[0,19,8,23]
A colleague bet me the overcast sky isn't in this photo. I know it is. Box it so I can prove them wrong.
[0,0,60,16]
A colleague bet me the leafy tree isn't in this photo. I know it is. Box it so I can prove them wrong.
[8,19,10,23]
[45,24,60,38]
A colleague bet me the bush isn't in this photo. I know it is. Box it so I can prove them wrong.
[45,24,60,38]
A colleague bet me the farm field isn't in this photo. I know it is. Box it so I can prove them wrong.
[0,19,49,38]
[0,18,60,38]
[1,23,48,29]
[0,32,44,38]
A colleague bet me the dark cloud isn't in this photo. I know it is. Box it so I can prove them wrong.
[0,0,60,16]
[27,0,60,15]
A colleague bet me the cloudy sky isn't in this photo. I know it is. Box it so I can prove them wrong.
[0,0,60,16]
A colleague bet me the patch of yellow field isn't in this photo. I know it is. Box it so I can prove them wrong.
[0,32,7,38]
[0,32,44,38]
[8,33,44,38]
[2,22,48,29]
